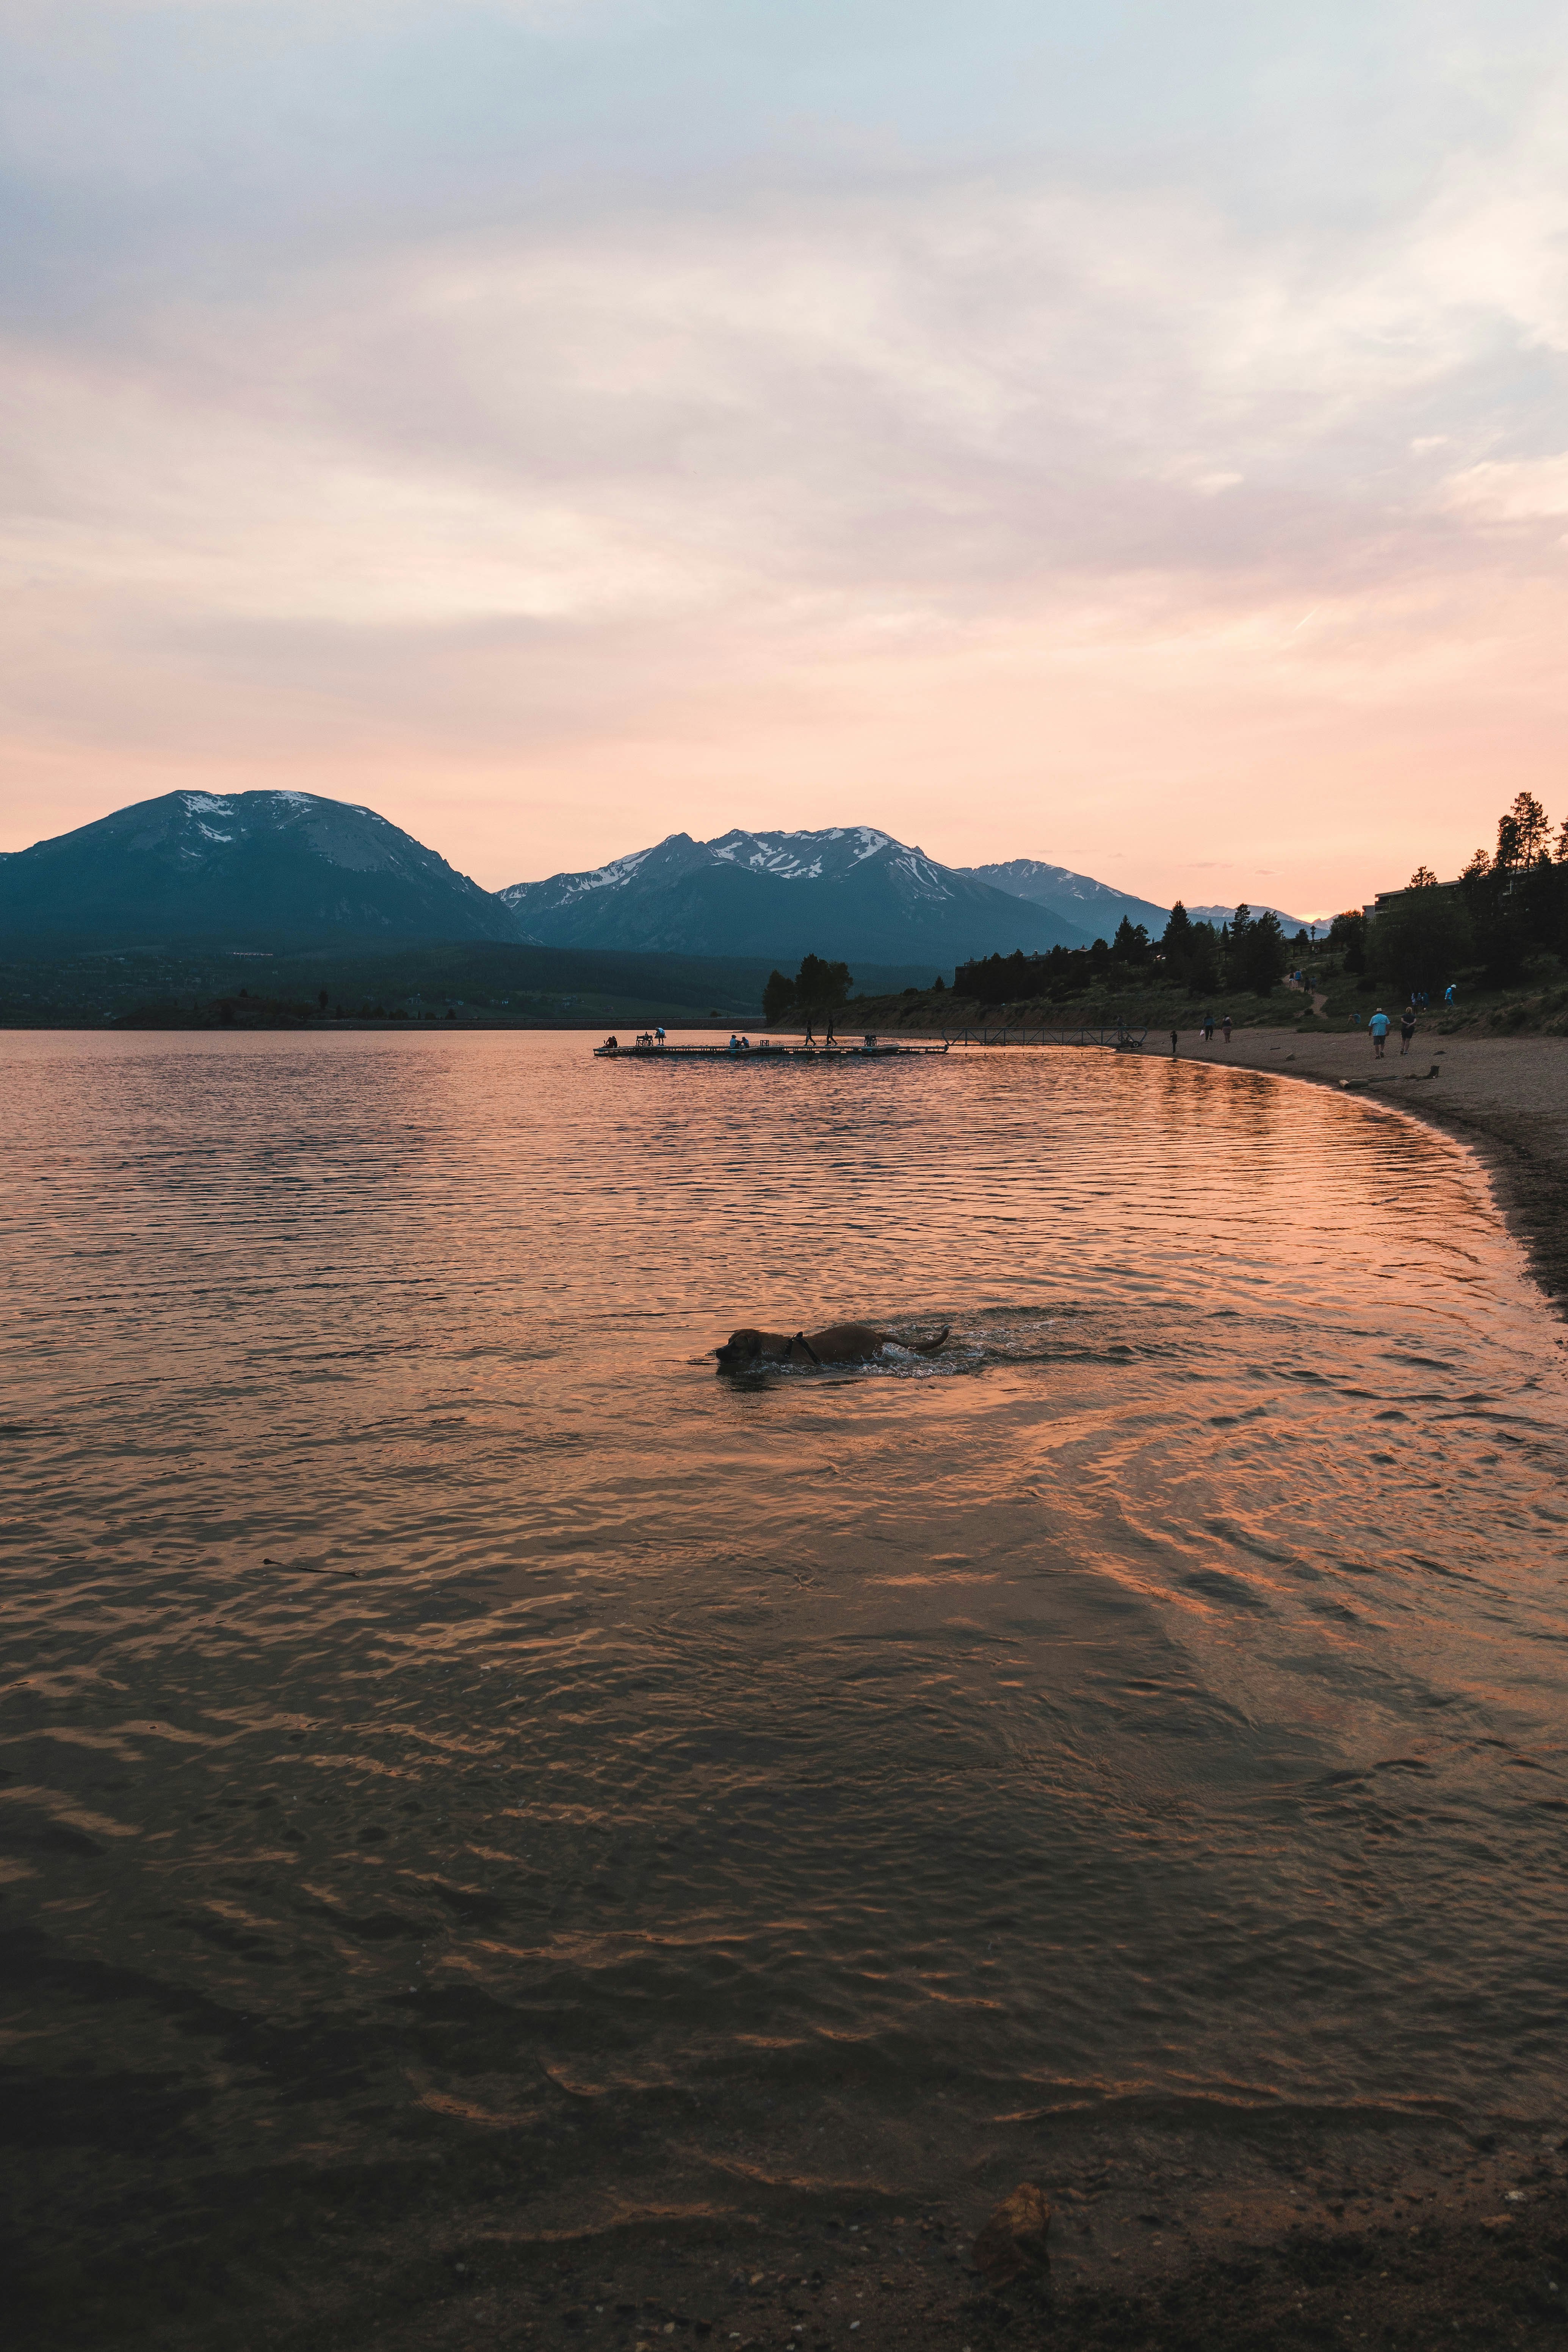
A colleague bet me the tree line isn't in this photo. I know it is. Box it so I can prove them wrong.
[953,904,1295,1007]
[762,791,1566,1023]
[1336,791,1568,996]
[762,954,855,1025]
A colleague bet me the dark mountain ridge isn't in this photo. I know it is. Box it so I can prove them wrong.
[968,862,1330,942]
[500,826,1093,964]
[0,789,512,946]
[962,857,1172,937]
[3,790,1251,967]
[1187,902,1328,937]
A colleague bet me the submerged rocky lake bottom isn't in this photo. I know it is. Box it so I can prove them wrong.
[3,1030,1566,2345]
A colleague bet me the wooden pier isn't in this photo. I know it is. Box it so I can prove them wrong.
[593,1036,950,1062]
[594,1024,1151,1061]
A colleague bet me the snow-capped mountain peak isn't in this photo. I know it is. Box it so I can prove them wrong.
[1,787,509,945]
[498,824,1093,963]
[706,824,896,882]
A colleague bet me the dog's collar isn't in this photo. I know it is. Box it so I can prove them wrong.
[789,1331,821,1365]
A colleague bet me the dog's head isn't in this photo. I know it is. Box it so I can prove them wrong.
[714,1327,785,1367]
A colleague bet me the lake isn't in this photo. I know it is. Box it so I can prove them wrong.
[3,1029,1565,2316]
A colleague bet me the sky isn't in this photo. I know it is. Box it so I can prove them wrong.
[3,1,1566,912]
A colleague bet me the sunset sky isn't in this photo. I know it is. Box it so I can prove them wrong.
[3,0,1566,913]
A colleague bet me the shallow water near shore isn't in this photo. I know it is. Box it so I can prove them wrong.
[3,1029,1566,2289]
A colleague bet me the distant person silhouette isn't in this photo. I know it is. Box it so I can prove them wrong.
[1400,1006,1416,1054]
[1222,1014,1232,1043]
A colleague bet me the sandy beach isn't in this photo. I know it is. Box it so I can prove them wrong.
[1163,1028,1568,1318]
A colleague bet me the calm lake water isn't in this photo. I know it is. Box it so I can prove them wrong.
[3,1030,1566,2280]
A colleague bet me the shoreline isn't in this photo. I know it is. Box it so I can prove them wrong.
[1170,1028,1568,1320]
[24,2112,1566,2352]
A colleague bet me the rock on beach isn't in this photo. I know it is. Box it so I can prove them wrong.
[972,2184,1053,2284]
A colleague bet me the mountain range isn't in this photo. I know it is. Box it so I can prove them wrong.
[500,827,1101,965]
[0,788,1327,963]
[967,861,1324,939]
[1187,903,1329,939]
[960,857,1173,937]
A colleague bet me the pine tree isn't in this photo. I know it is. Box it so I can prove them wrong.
[793,954,854,1037]
[1161,900,1194,950]
[762,968,796,1023]
[1508,792,1552,867]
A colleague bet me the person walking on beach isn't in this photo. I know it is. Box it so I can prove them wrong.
[1368,1008,1390,1058]
[1400,1005,1416,1055]
[1203,1012,1215,1041]
[1222,1014,1232,1043]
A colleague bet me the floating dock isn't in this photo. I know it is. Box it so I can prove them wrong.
[593,1036,949,1061]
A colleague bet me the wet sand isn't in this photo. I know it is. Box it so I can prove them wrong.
[23,2114,1566,2350]
[1178,1029,1568,1316]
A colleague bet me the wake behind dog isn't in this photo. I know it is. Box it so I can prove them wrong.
[714,1322,950,1368]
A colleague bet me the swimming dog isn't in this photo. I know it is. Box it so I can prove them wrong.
[714,1322,949,1368]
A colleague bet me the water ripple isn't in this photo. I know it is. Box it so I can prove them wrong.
[1,1029,1565,2261]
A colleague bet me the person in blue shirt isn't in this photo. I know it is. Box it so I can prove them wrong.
[1368,1008,1391,1058]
